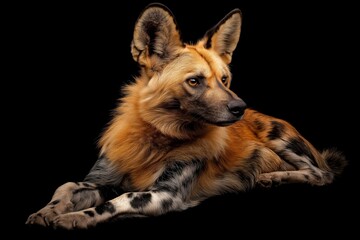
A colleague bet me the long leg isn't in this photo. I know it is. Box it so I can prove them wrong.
[51,160,204,229]
[26,156,123,226]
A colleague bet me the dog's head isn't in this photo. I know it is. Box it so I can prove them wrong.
[130,3,246,137]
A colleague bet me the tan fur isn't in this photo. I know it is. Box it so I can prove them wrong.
[98,4,342,193]
[26,4,346,229]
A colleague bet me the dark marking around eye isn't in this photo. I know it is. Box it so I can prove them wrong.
[286,138,318,167]
[130,193,152,209]
[84,210,95,217]
[267,121,285,140]
[127,193,134,198]
[95,202,116,215]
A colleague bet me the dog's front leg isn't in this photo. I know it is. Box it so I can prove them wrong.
[26,156,122,227]
[26,181,104,227]
[52,160,204,229]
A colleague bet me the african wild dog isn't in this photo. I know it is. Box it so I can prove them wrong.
[26,3,347,229]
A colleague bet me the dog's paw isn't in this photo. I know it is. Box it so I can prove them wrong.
[52,212,95,230]
[26,209,58,227]
[256,173,281,188]
[256,178,273,188]
[26,200,75,227]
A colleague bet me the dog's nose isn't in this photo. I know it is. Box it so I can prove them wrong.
[227,99,247,117]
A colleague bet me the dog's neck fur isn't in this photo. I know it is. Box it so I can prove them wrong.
[97,76,229,190]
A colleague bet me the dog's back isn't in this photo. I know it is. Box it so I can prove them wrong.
[26,3,346,229]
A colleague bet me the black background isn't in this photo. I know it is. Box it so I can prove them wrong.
[9,0,357,239]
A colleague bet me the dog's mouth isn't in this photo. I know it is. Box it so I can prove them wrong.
[213,120,239,126]
[189,112,242,127]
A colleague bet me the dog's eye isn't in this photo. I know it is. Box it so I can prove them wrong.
[187,78,200,87]
[221,76,228,84]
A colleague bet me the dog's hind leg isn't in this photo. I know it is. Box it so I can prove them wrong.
[257,119,340,187]
[26,156,123,227]
[256,145,345,187]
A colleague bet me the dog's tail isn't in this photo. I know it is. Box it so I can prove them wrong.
[320,148,347,176]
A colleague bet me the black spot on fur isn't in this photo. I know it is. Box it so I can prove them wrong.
[98,185,121,201]
[153,160,204,196]
[130,193,152,209]
[287,137,318,167]
[267,121,285,140]
[237,170,254,189]
[127,193,133,198]
[84,210,95,217]
[151,160,205,197]
[253,119,265,131]
[161,199,173,212]
[182,177,193,189]
[84,157,124,187]
[236,149,261,189]
[277,151,302,169]
[49,199,60,205]
[153,185,178,196]
[83,182,92,187]
[310,169,321,181]
[156,161,187,183]
[73,188,92,195]
[95,202,116,215]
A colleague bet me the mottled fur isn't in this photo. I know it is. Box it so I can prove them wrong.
[26,3,347,229]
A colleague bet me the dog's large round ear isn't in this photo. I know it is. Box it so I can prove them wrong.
[131,3,183,71]
[202,9,242,64]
